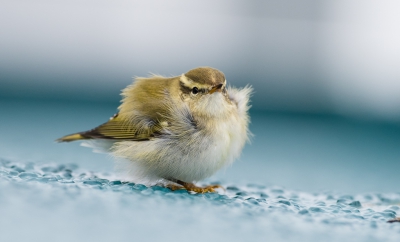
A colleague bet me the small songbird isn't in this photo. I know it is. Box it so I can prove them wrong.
[57,67,252,193]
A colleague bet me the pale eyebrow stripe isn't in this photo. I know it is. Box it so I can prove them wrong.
[179,80,192,94]
[179,74,212,90]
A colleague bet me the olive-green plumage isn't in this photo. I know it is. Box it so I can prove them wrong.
[57,67,229,143]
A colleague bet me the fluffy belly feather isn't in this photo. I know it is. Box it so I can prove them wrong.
[111,114,246,184]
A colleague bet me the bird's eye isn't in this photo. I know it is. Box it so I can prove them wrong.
[192,87,199,94]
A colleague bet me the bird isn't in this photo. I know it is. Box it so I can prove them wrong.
[57,67,252,193]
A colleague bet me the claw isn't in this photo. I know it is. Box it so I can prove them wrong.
[166,184,184,191]
[388,217,400,223]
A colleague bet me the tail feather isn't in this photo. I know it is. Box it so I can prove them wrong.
[56,133,88,142]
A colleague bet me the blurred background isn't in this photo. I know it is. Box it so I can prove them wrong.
[1,0,399,193]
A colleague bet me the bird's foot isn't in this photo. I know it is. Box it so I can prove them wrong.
[181,182,224,194]
[166,181,224,193]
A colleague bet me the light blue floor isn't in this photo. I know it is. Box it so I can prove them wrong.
[1,99,399,241]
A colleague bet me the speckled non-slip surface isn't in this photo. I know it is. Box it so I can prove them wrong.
[1,159,399,242]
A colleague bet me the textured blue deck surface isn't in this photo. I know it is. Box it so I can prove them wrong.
[1,160,400,242]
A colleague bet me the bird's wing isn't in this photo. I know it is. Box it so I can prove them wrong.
[56,113,161,142]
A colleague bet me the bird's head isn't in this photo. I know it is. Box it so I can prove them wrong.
[179,67,232,117]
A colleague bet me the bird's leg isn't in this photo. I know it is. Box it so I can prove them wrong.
[176,180,224,193]
[165,178,224,193]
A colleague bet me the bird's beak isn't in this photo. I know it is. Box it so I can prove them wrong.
[209,84,223,94]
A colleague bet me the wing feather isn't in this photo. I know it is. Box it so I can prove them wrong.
[56,113,160,142]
